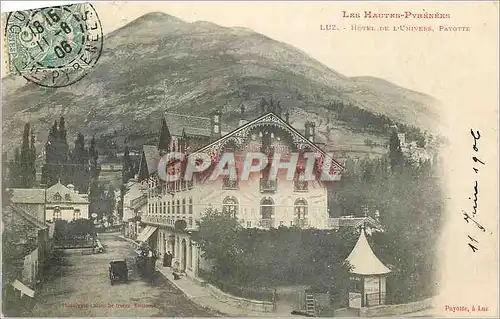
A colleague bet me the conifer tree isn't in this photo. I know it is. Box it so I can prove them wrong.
[70,133,90,193]
[389,130,404,173]
[7,149,21,188]
[42,120,62,186]
[58,117,69,183]
[10,123,37,188]
[89,136,100,180]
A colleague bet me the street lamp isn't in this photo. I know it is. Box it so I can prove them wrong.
[90,213,98,251]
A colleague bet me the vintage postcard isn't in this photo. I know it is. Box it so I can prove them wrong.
[1,1,498,318]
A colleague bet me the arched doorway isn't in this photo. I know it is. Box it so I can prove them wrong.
[260,197,275,228]
[182,238,187,272]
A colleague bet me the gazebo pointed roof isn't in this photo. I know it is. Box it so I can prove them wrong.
[346,227,391,276]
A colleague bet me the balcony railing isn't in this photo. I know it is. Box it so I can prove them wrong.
[145,215,167,225]
[294,180,308,192]
[144,215,198,229]
[222,177,239,190]
[260,178,277,193]
[187,180,194,190]
[294,218,309,228]
[259,218,275,229]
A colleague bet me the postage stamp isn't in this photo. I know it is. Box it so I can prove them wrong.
[4,3,103,87]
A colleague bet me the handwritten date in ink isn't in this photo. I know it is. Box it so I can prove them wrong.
[464,129,486,252]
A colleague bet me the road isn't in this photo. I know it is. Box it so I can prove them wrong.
[26,232,222,317]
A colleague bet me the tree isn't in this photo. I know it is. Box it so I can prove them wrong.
[388,130,404,172]
[7,124,37,188]
[7,149,21,188]
[122,146,136,183]
[89,136,100,180]
[2,153,13,206]
[68,133,91,193]
[192,207,244,281]
[42,118,69,186]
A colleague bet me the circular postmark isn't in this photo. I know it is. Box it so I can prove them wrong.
[5,3,103,88]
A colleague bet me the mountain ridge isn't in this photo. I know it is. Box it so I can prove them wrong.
[2,12,440,156]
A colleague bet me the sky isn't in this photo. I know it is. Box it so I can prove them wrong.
[2,1,498,100]
[1,2,499,314]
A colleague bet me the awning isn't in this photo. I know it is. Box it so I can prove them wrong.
[136,226,158,242]
[12,280,35,298]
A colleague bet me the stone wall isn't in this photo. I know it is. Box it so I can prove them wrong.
[359,297,434,317]
[205,283,275,313]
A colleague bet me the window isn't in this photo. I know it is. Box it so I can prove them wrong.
[222,196,238,217]
[350,277,363,292]
[53,207,62,221]
[222,167,239,189]
[188,197,193,214]
[176,199,180,215]
[155,202,158,215]
[167,201,171,215]
[182,198,186,215]
[294,198,308,219]
[53,193,61,201]
[294,168,308,192]
[260,197,274,219]
[247,221,251,228]
[65,193,71,201]
[188,217,193,227]
[73,209,81,220]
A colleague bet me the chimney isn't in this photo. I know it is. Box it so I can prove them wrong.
[67,184,76,194]
[304,121,316,142]
[285,110,290,123]
[211,110,222,138]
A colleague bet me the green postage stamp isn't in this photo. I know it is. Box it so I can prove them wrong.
[4,3,103,87]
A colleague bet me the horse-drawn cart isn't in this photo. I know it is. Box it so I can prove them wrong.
[109,260,129,285]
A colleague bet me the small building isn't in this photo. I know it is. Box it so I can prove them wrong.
[45,182,90,221]
[10,182,90,222]
[346,226,390,309]
[2,205,51,300]
[123,178,147,239]
[10,188,46,223]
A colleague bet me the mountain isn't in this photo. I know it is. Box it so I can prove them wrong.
[2,12,440,156]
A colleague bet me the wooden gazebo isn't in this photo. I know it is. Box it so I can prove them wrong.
[346,226,391,309]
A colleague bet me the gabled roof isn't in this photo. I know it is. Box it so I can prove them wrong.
[46,182,89,204]
[10,189,46,204]
[346,228,391,275]
[141,145,160,175]
[193,112,344,171]
[165,113,212,137]
[164,113,232,137]
[11,205,47,230]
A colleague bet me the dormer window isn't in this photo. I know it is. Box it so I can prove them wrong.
[53,193,61,201]
[65,193,71,201]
